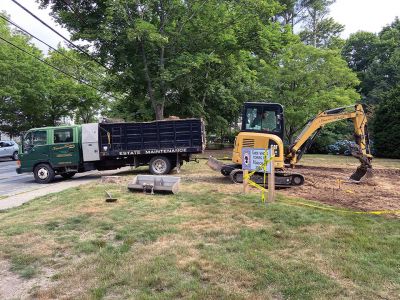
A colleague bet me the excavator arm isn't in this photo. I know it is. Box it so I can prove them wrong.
[285,104,373,180]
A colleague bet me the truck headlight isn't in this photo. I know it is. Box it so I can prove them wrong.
[103,146,108,151]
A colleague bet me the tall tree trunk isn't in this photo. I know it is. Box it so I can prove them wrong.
[159,0,167,115]
[155,103,164,120]
[311,9,317,47]
[140,40,162,120]
[201,71,209,108]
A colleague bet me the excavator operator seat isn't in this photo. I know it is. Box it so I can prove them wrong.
[241,103,285,140]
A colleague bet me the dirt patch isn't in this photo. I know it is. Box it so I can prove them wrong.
[0,260,54,300]
[281,165,400,212]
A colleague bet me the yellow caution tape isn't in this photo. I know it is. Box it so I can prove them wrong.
[243,151,273,202]
[242,149,399,215]
[277,199,400,215]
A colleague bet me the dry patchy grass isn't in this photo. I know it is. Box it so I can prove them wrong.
[0,159,398,299]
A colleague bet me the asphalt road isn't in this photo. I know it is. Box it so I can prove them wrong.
[0,159,37,197]
[0,158,132,200]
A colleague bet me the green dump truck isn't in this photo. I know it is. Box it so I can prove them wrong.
[17,119,205,183]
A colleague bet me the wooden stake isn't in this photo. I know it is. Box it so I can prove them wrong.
[268,151,276,202]
[243,170,249,194]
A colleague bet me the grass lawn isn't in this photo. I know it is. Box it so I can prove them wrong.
[300,154,400,169]
[0,160,399,299]
[199,148,400,169]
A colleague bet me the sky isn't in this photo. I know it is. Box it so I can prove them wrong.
[0,0,71,52]
[0,0,399,52]
[330,0,400,38]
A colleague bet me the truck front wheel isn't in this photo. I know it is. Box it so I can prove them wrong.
[149,156,171,175]
[34,163,55,184]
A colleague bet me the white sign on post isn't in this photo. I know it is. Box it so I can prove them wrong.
[241,147,276,202]
[242,148,272,173]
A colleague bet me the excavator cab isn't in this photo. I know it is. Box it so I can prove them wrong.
[241,103,285,140]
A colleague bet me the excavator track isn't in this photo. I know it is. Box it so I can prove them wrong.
[229,169,305,188]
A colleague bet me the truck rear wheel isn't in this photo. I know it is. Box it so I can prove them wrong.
[149,156,171,175]
[34,163,55,184]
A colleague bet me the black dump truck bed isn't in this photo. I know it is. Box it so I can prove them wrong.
[99,118,205,157]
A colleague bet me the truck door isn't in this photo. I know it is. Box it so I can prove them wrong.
[22,130,50,170]
[51,128,80,169]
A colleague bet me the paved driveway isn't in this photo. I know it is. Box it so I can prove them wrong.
[0,158,131,209]
[0,159,37,197]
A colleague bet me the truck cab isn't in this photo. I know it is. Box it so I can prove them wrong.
[17,125,82,183]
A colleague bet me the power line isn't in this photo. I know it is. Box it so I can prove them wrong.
[0,35,116,100]
[11,0,111,71]
[0,13,107,80]
[0,14,78,66]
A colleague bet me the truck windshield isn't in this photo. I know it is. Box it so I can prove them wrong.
[22,131,47,153]
[22,132,32,153]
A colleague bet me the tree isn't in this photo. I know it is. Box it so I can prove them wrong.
[276,0,308,28]
[0,15,107,136]
[38,0,292,125]
[0,16,51,136]
[261,43,360,143]
[342,31,379,74]
[45,48,107,125]
[298,0,344,48]
[342,31,379,99]
[364,18,400,104]
[341,18,400,157]
[372,87,400,158]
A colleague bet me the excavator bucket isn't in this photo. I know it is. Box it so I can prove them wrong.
[350,148,373,182]
[350,164,373,181]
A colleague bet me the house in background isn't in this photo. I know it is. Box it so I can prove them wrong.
[0,131,20,143]
[0,131,11,140]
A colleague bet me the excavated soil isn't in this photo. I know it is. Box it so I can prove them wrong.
[200,149,400,212]
[281,165,400,212]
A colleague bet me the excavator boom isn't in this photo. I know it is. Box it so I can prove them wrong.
[285,104,373,180]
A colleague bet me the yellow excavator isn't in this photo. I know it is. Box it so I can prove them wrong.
[208,102,373,187]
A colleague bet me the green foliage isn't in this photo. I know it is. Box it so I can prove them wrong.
[39,0,293,129]
[261,43,359,143]
[45,49,107,124]
[342,31,379,74]
[0,16,107,136]
[308,122,353,153]
[300,17,345,48]
[0,17,51,136]
[2,0,361,146]
[372,87,400,158]
[342,18,400,157]
[298,0,345,48]
[342,31,379,99]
